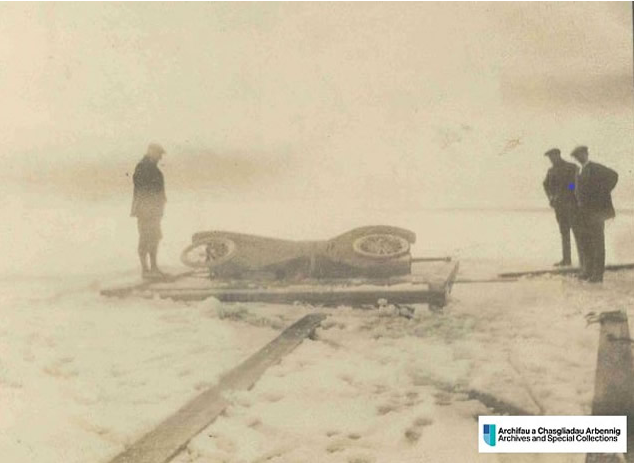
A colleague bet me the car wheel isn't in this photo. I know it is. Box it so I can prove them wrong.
[181,237,237,268]
[352,233,410,259]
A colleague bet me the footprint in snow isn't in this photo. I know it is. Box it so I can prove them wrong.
[433,390,453,406]
[348,455,375,463]
[326,438,350,453]
[413,416,433,427]
[404,427,422,443]
[376,402,399,415]
[261,391,284,403]
[247,417,262,428]
[43,357,78,379]
[403,415,434,443]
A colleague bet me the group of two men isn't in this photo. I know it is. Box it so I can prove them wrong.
[543,146,618,283]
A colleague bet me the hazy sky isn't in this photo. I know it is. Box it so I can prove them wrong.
[1,2,632,208]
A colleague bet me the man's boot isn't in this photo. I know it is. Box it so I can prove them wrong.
[555,231,572,267]
[554,260,572,267]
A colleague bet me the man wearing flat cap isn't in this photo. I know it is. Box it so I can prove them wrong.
[131,143,167,279]
[542,148,580,267]
[570,146,618,283]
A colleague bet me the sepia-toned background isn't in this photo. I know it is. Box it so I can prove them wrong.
[0,2,632,277]
[0,3,632,463]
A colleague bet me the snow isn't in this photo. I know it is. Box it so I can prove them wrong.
[0,192,633,463]
[169,272,634,463]
[0,280,281,463]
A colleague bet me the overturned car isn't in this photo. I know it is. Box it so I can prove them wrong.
[180,225,416,280]
[102,225,458,308]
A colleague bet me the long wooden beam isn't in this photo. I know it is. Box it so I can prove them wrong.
[144,284,446,306]
[499,263,634,279]
[454,278,519,284]
[410,256,452,263]
[586,311,634,463]
[101,262,459,307]
[107,313,326,463]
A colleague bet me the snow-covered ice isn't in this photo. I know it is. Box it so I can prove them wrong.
[0,279,283,462]
[2,272,633,462]
[0,193,632,463]
[169,272,634,463]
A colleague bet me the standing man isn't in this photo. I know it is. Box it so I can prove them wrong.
[131,143,167,279]
[542,148,580,267]
[570,146,618,283]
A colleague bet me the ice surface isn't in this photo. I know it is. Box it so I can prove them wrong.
[0,191,632,462]
[169,271,634,463]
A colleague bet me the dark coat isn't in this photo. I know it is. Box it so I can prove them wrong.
[131,157,166,218]
[575,161,618,220]
[543,159,578,209]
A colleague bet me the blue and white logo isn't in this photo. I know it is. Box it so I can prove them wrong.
[483,424,496,447]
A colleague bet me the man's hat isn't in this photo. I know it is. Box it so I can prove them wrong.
[147,143,165,155]
[544,148,561,157]
[570,146,588,159]
[146,143,165,159]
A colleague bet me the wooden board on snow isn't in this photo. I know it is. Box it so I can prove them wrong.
[498,263,634,279]
[107,312,326,463]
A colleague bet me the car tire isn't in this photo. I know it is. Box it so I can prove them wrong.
[352,233,410,259]
[181,237,237,268]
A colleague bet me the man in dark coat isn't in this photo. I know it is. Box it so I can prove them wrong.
[570,146,618,283]
[131,143,167,278]
[543,148,580,266]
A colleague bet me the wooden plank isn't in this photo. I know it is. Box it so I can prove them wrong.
[145,275,432,291]
[498,263,634,279]
[146,284,443,306]
[107,313,326,463]
[410,256,452,263]
[586,311,634,463]
[454,278,519,284]
[426,261,459,307]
